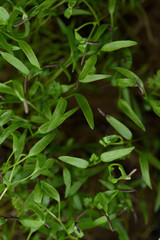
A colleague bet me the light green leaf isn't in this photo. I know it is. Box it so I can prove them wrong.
[34,183,43,204]
[118,98,145,131]
[139,152,152,189]
[80,74,111,83]
[29,202,45,221]
[115,67,144,89]
[18,40,41,69]
[12,80,25,101]
[40,180,60,202]
[0,52,30,76]
[75,93,94,129]
[101,41,137,52]
[29,132,55,156]
[59,156,89,168]
[79,55,97,80]
[106,115,132,140]
[0,110,13,127]
[20,218,44,229]
[0,7,9,25]
[63,168,71,198]
[101,146,135,162]
[0,121,24,145]
[114,78,136,87]
[38,97,67,133]
[0,83,15,95]
[0,33,12,53]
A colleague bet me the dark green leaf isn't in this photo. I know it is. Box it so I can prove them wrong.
[139,152,152,189]
[118,98,145,131]
[63,168,71,198]
[75,93,94,129]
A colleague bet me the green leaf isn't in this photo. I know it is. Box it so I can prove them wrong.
[0,217,7,226]
[101,146,135,162]
[0,110,13,127]
[139,152,152,189]
[79,55,97,80]
[34,183,43,204]
[0,121,24,145]
[29,132,55,156]
[0,33,12,53]
[114,219,130,240]
[154,182,160,212]
[0,52,30,76]
[40,180,60,202]
[94,192,108,213]
[114,78,136,87]
[75,93,94,129]
[106,115,132,140]
[63,168,71,198]
[118,98,145,131]
[147,153,160,170]
[38,97,67,133]
[12,80,25,101]
[18,40,41,69]
[101,41,137,52]
[20,218,44,229]
[80,74,111,83]
[59,156,89,168]
[29,202,45,221]
[108,0,116,15]
[115,67,144,89]
[0,83,16,95]
[0,7,9,25]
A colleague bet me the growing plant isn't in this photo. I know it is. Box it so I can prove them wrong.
[0,0,160,239]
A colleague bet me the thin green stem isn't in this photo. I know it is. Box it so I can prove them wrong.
[82,0,99,25]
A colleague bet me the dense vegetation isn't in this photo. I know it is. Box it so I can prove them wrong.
[0,0,160,239]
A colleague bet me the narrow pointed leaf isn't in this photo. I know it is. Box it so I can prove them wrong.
[79,55,97,80]
[41,180,60,202]
[63,168,71,198]
[75,93,94,129]
[101,146,135,162]
[118,98,145,131]
[101,41,137,52]
[115,67,144,89]
[0,110,14,127]
[20,219,44,229]
[59,156,89,168]
[38,97,67,133]
[80,74,111,83]
[139,152,152,189]
[0,83,15,95]
[29,202,45,221]
[19,40,41,69]
[0,52,30,76]
[106,115,132,140]
[29,132,55,156]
